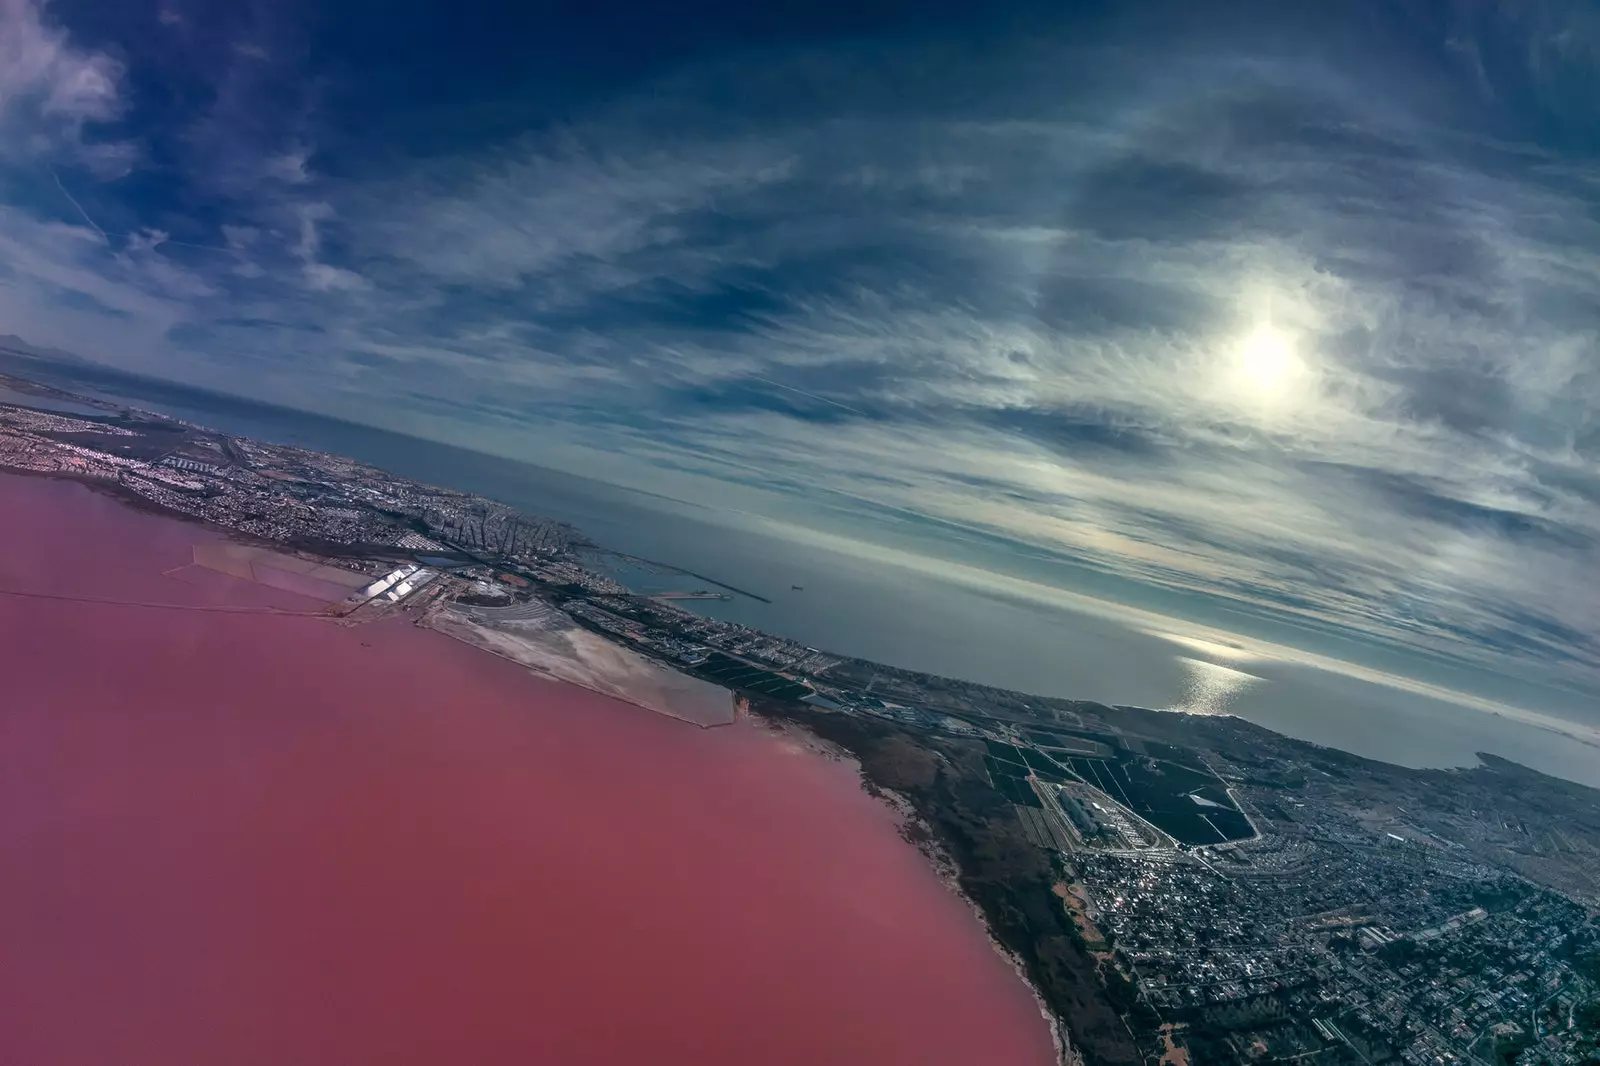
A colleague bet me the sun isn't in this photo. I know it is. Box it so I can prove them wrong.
[1229,324,1305,403]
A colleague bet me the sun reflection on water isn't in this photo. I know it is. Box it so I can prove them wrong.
[1169,656,1264,715]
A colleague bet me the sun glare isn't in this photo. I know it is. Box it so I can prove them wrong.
[1230,324,1306,403]
[1154,632,1261,663]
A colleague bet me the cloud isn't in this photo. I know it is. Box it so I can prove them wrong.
[266,147,312,185]
[0,0,1599,720]
[302,261,368,292]
[0,0,126,167]
[0,0,119,120]
[288,201,366,292]
[365,134,797,289]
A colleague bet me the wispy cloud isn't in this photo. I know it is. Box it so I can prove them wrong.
[2,0,1599,717]
[0,0,128,170]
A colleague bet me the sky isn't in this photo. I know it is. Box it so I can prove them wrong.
[3,0,1600,734]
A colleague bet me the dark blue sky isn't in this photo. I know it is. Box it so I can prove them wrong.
[4,0,1600,738]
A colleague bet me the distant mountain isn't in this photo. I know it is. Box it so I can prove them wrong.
[0,334,91,365]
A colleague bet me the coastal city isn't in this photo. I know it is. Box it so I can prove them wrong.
[2,374,1597,1066]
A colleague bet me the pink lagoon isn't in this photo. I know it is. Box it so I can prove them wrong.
[0,473,1056,1066]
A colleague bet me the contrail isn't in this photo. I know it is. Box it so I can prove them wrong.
[145,237,237,253]
[121,234,238,253]
[50,170,234,253]
[51,169,109,242]
[747,375,869,417]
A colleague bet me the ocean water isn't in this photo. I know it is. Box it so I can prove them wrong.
[0,473,1057,1065]
[6,354,1597,787]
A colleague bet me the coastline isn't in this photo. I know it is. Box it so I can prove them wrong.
[752,713,1080,1066]
[747,698,1151,1065]
[419,604,739,729]
[0,466,399,568]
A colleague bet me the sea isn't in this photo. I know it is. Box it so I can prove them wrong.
[6,353,1598,788]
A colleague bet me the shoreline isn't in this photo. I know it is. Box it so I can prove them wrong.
[750,714,1078,1066]
[0,469,739,730]
[0,466,396,567]
[419,606,738,730]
